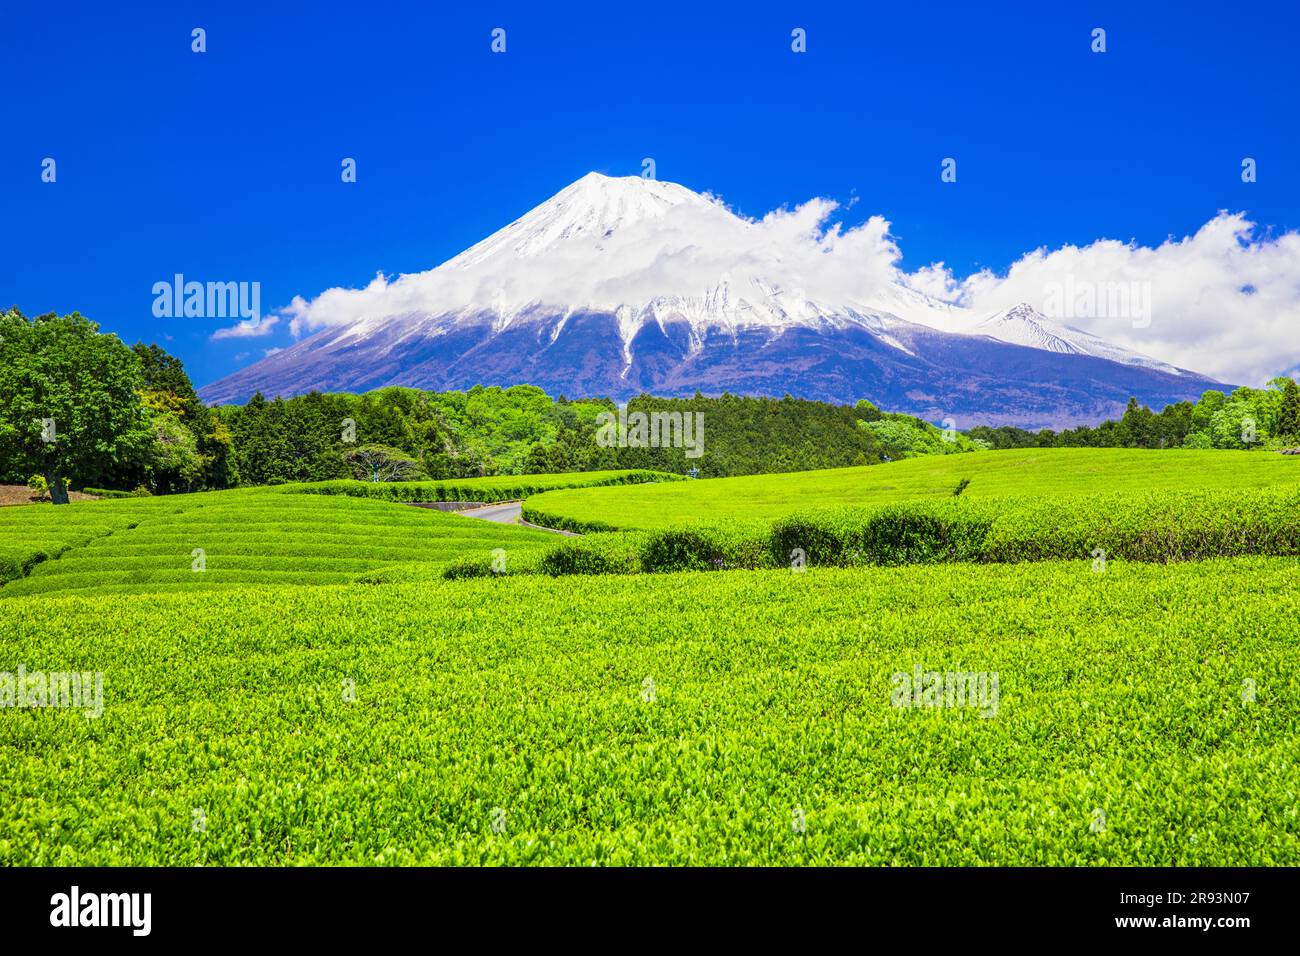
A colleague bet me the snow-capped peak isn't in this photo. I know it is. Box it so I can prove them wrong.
[973,303,1091,355]
[444,172,726,269]
[857,287,1180,374]
[970,303,1179,373]
[282,172,1186,378]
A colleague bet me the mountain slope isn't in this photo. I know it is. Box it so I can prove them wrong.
[201,173,1223,428]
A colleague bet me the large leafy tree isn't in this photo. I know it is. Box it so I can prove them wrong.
[0,309,151,504]
[132,342,238,490]
[143,408,205,492]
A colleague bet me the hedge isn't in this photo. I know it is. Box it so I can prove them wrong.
[520,485,1300,576]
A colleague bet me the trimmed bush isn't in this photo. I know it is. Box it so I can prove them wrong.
[288,470,681,505]
[520,506,619,534]
[79,487,137,499]
[530,484,1300,576]
[538,534,644,576]
[638,525,770,572]
[982,485,1300,563]
[769,500,997,567]
[441,549,547,580]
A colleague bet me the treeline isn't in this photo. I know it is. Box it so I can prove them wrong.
[1,307,969,497]
[217,386,613,484]
[219,390,900,484]
[970,382,1300,451]
[216,391,998,485]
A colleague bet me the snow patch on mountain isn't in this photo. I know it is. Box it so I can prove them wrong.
[967,303,1180,373]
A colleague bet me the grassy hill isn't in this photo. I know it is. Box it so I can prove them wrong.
[521,448,1300,531]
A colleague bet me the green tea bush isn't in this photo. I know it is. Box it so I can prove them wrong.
[0,547,49,584]
[530,525,770,576]
[79,487,135,499]
[535,484,1300,576]
[637,525,770,572]
[536,533,644,576]
[441,549,547,580]
[0,487,557,598]
[521,447,1300,532]
[290,469,680,505]
[520,505,618,534]
[983,485,1300,562]
[771,501,997,567]
[79,486,152,498]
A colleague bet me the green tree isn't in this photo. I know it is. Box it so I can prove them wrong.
[1275,377,1300,443]
[1121,397,1157,448]
[146,409,205,491]
[0,309,150,504]
[343,443,424,482]
[132,341,240,490]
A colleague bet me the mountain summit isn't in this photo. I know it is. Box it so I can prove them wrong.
[200,172,1220,428]
[446,172,720,266]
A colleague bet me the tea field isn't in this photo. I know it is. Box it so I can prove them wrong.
[0,470,671,598]
[1,451,1298,865]
[0,558,1296,865]
[522,448,1300,531]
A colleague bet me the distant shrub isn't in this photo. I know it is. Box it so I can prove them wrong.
[26,475,49,501]
[521,506,619,534]
[80,486,135,499]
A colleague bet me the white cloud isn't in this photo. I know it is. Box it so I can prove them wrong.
[211,315,279,341]
[926,212,1300,385]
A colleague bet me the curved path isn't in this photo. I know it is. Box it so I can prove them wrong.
[456,500,578,535]
[457,501,523,523]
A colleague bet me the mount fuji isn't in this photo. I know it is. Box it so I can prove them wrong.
[199,172,1222,428]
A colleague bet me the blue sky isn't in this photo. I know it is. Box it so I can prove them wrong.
[3,0,1298,388]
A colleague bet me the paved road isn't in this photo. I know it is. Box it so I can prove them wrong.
[458,501,522,523]
[457,500,578,535]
